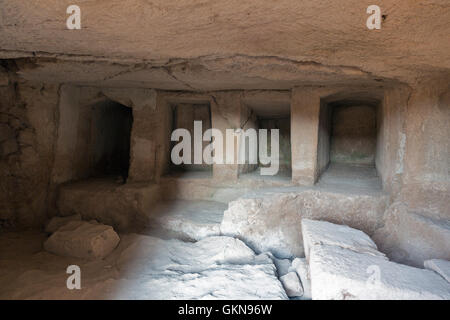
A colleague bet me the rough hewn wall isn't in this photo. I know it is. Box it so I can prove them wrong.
[258,118,291,175]
[238,102,259,175]
[330,105,377,165]
[375,85,409,195]
[400,79,450,218]
[317,102,332,177]
[0,66,59,229]
[171,103,212,172]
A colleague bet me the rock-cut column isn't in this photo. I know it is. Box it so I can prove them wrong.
[290,88,321,185]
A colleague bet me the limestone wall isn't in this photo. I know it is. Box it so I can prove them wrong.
[400,79,450,218]
[330,105,377,165]
[1,75,448,249]
[0,69,59,229]
[373,85,409,195]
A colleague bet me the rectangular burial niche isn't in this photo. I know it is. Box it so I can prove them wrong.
[239,98,292,180]
[317,97,381,189]
[168,102,213,177]
[87,99,133,181]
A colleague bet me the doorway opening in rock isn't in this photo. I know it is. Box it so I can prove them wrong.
[88,100,133,181]
[317,95,381,190]
[238,97,292,181]
[168,102,213,178]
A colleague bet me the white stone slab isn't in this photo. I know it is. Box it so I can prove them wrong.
[309,244,450,300]
[302,218,385,260]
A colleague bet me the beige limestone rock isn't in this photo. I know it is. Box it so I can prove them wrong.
[101,88,157,111]
[373,202,450,267]
[2,2,449,87]
[302,218,385,261]
[57,179,161,231]
[220,188,387,258]
[44,221,120,259]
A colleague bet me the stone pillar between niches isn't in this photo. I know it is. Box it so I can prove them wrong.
[290,88,321,185]
[128,91,168,183]
[210,92,242,182]
[399,80,450,218]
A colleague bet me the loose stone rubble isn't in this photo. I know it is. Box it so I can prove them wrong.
[2,215,450,300]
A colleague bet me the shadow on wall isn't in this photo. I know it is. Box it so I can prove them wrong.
[88,100,133,180]
[329,104,377,166]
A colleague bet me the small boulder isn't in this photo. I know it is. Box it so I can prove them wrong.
[280,271,303,297]
[44,221,120,259]
[289,258,312,299]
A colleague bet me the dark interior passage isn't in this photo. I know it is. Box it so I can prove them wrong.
[89,100,133,179]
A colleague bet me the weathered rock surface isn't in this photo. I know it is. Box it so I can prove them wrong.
[280,272,303,298]
[58,179,161,231]
[44,214,81,233]
[303,219,450,300]
[2,2,449,87]
[0,83,60,230]
[273,258,291,277]
[302,218,385,260]
[7,233,287,299]
[44,221,120,259]
[145,200,224,241]
[289,258,312,300]
[220,188,387,258]
[424,259,450,283]
[373,202,450,267]
[309,244,450,300]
